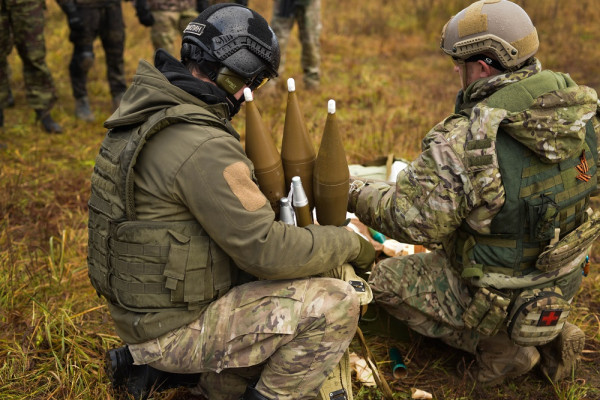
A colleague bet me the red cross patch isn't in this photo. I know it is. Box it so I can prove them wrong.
[537,310,562,327]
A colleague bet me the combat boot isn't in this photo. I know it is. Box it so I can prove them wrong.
[240,385,273,400]
[105,346,201,400]
[35,110,63,134]
[303,73,320,91]
[474,332,540,386]
[75,96,95,122]
[539,322,585,381]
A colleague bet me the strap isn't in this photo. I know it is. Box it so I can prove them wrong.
[461,236,484,278]
[355,327,394,400]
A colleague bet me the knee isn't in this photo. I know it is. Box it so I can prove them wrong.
[71,45,95,73]
[304,278,360,327]
[370,257,413,288]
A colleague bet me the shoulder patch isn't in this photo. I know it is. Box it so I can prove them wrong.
[223,161,267,212]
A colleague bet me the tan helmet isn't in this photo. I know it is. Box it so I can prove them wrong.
[440,0,539,70]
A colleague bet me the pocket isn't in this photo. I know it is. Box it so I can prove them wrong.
[226,279,308,342]
[526,193,558,242]
[507,287,570,346]
[462,287,510,336]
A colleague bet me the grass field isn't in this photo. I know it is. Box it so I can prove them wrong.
[1,0,599,399]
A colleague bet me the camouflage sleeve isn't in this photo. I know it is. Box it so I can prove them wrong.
[349,115,490,245]
[175,133,362,280]
[593,107,600,196]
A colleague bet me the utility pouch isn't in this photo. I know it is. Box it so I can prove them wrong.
[526,194,558,242]
[462,287,510,336]
[507,286,570,347]
[536,211,600,272]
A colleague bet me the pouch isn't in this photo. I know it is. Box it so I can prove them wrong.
[462,287,510,336]
[507,286,570,346]
[536,210,600,272]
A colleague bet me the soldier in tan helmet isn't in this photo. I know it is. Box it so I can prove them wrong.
[349,0,600,385]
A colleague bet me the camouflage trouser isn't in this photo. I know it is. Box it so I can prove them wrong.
[68,3,126,99]
[271,0,321,85]
[368,250,480,354]
[0,0,57,110]
[150,9,197,57]
[128,277,360,400]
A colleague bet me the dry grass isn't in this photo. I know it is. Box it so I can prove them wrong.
[1,0,599,399]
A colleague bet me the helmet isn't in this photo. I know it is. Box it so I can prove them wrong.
[181,4,280,93]
[440,0,538,70]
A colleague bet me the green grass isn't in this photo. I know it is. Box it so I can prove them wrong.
[1,0,600,399]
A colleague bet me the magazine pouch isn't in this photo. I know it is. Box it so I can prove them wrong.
[462,287,510,336]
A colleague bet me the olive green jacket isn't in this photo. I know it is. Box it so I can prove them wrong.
[101,59,362,343]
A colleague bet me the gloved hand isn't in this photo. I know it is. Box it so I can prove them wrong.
[349,234,376,270]
[60,2,84,32]
[135,0,155,27]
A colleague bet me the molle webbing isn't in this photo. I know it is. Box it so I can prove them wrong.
[455,71,597,279]
[457,134,596,278]
[88,104,233,313]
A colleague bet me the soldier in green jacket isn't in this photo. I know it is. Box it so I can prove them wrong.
[89,4,375,400]
[349,0,599,386]
[57,0,127,122]
[0,0,62,133]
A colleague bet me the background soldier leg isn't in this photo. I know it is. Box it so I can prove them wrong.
[100,2,126,111]
[8,0,60,132]
[128,278,360,400]
[296,0,321,89]
[150,11,180,57]
[69,7,98,121]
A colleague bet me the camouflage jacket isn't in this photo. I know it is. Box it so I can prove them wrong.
[146,0,195,11]
[349,59,600,248]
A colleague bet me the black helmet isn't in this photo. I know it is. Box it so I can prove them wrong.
[181,4,280,93]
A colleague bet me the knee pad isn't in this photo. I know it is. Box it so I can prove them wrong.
[74,46,95,73]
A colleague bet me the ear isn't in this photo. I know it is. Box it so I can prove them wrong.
[477,60,493,78]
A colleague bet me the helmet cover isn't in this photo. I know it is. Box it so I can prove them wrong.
[440,0,538,69]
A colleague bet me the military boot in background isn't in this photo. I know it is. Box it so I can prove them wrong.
[75,96,95,122]
[539,322,585,381]
[474,332,540,386]
[105,346,201,400]
[303,72,320,91]
[35,109,63,134]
